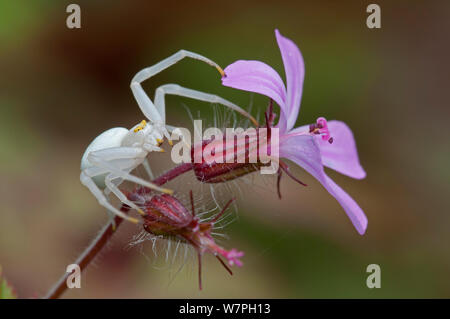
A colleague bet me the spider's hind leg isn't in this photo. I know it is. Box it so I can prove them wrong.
[80,170,139,224]
[104,173,146,216]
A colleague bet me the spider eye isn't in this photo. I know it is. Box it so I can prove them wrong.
[133,120,147,133]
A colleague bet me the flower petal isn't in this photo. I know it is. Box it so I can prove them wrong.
[290,121,366,179]
[275,29,305,131]
[222,60,287,111]
[280,135,368,235]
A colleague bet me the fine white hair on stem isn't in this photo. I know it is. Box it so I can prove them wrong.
[214,216,238,230]
[181,102,203,139]
[171,239,182,266]
[209,184,222,213]
[167,244,191,287]
[211,232,229,239]
[165,239,172,263]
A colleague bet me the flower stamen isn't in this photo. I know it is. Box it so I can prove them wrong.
[309,117,333,144]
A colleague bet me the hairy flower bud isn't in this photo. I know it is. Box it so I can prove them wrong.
[191,132,271,183]
[126,190,244,289]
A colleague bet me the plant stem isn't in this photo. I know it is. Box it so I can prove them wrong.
[44,209,128,299]
[44,163,193,299]
[149,163,193,187]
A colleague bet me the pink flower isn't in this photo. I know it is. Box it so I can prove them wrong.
[222,30,368,235]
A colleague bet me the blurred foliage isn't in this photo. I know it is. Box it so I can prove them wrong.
[0,266,18,299]
[232,214,446,298]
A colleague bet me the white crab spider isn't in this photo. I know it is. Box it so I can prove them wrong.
[80,50,257,224]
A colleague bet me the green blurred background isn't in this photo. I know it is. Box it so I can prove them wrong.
[1,0,449,298]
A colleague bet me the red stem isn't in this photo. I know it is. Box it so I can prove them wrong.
[198,252,202,290]
[44,163,193,299]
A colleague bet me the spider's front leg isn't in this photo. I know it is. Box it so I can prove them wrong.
[104,173,147,216]
[130,50,224,124]
[80,168,140,224]
[142,158,154,180]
